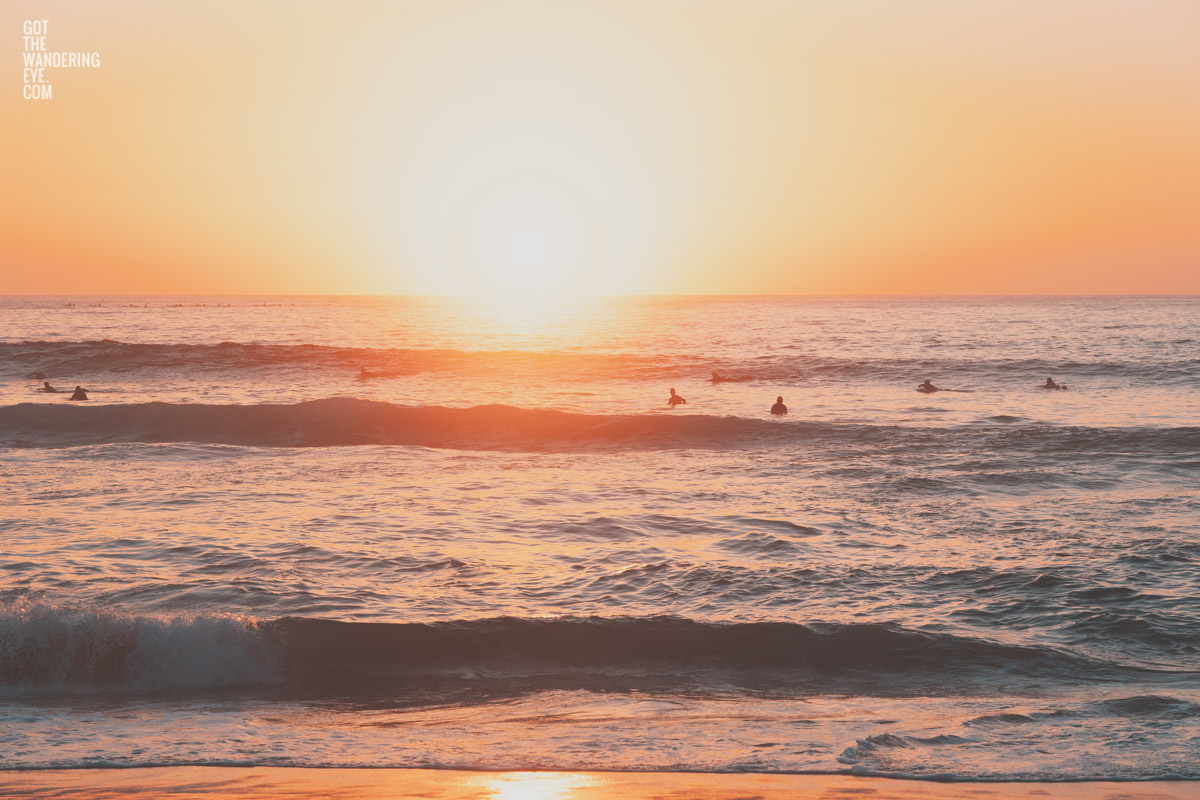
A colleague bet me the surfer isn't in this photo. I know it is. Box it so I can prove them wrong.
[37,381,59,393]
[771,396,788,415]
[29,371,46,380]
[1041,377,1066,390]
[69,386,88,401]
[667,388,687,408]
[918,380,973,393]
[359,367,370,380]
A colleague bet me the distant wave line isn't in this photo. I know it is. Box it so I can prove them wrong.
[2,340,1196,382]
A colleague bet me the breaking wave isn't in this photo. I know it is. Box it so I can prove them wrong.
[0,602,1170,698]
[0,601,275,695]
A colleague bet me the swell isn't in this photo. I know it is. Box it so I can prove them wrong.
[0,603,1162,698]
[3,398,1199,451]
[4,339,1197,382]
[0,340,664,380]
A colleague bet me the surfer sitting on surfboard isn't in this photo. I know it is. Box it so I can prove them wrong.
[667,388,687,408]
[1041,377,1067,390]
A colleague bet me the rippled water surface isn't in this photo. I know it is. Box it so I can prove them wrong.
[1,296,1197,780]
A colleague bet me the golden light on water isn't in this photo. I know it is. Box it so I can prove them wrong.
[444,293,609,339]
[475,771,597,800]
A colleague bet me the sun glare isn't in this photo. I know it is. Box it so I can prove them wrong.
[374,71,661,300]
[495,228,561,300]
[509,231,548,268]
[467,179,591,301]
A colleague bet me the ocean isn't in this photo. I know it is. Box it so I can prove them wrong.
[1,295,1197,781]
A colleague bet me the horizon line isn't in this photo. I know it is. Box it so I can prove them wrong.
[3,292,1199,299]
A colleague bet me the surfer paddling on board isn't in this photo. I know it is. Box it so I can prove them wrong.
[38,381,59,393]
[917,379,971,393]
[667,388,687,408]
[770,396,788,415]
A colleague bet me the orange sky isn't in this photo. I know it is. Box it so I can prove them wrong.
[2,0,1198,295]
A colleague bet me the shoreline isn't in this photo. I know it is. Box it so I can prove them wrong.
[2,768,1197,799]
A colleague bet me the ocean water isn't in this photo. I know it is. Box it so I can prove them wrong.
[0,295,1198,781]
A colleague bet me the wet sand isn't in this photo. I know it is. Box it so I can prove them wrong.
[1,768,1196,799]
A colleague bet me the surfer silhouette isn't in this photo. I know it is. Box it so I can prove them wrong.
[770,396,788,415]
[917,380,973,393]
[38,381,59,393]
[1042,377,1066,390]
[667,388,687,408]
[69,386,88,401]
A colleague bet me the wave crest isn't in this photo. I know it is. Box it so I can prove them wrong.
[0,600,276,695]
[0,604,1148,697]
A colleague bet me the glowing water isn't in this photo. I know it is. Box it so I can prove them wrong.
[1,296,1197,779]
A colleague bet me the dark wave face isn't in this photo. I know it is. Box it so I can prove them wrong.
[3,605,1198,778]
[3,398,1199,451]
[0,604,1169,699]
[3,339,1198,383]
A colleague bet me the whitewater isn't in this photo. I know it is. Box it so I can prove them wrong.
[1,295,1197,781]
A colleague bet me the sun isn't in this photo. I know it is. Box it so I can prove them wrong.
[456,176,581,299]
[509,231,548,268]
[380,119,661,299]
[380,115,658,299]
[494,227,558,299]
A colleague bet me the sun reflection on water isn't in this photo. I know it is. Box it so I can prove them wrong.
[474,771,596,800]
[439,294,624,345]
